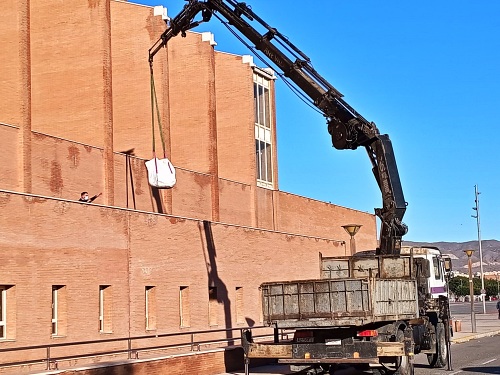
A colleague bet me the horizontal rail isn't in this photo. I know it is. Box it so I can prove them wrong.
[0,325,276,370]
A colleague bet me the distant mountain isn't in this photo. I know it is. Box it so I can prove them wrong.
[402,240,500,273]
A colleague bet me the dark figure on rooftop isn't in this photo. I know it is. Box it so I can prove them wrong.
[79,191,102,203]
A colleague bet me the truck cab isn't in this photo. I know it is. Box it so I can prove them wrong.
[400,246,451,300]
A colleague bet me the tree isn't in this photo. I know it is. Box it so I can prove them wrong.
[448,276,469,297]
[485,278,499,298]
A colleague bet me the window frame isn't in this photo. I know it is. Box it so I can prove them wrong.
[145,286,157,330]
[51,286,59,336]
[179,286,191,328]
[0,287,6,339]
[254,73,274,189]
[99,286,106,332]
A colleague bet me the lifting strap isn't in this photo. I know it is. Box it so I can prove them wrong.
[146,61,176,189]
[150,61,167,160]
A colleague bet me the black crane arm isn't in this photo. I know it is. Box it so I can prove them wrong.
[149,0,408,254]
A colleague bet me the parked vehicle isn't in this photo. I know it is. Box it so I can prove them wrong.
[243,247,452,374]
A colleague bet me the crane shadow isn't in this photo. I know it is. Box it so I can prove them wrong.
[200,220,233,346]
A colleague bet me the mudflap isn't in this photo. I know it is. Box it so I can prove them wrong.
[241,329,293,359]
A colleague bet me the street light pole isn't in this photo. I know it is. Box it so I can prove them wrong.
[342,224,362,256]
[465,249,476,333]
[472,184,486,314]
[496,271,499,299]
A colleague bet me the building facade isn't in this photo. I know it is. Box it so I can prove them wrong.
[0,0,377,373]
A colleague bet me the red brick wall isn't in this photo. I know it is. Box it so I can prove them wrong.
[167,33,216,173]
[0,192,346,373]
[65,349,244,375]
[113,153,156,212]
[30,132,105,199]
[30,1,109,147]
[171,168,213,220]
[275,191,378,251]
[0,0,378,238]
[110,2,167,160]
[0,123,376,242]
[0,126,18,190]
[255,187,276,230]
[215,52,255,185]
[218,179,254,226]
[0,2,22,126]
[0,193,344,346]
[0,196,129,356]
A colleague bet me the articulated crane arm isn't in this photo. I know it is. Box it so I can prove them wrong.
[149,0,408,255]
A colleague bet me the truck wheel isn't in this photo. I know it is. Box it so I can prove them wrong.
[378,330,414,375]
[427,322,447,368]
[394,352,414,375]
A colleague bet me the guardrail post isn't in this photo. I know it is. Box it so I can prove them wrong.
[190,333,195,351]
[127,338,132,360]
[46,347,51,370]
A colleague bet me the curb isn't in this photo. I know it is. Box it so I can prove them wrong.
[451,329,500,344]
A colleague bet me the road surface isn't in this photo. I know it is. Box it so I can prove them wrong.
[450,300,497,315]
[414,334,500,375]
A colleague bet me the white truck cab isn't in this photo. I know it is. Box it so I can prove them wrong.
[401,246,451,299]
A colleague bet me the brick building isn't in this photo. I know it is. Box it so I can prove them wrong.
[0,0,377,373]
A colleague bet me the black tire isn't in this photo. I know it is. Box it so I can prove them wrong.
[379,330,414,375]
[427,322,448,368]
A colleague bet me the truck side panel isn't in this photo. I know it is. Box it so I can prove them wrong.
[321,254,412,279]
[262,278,418,328]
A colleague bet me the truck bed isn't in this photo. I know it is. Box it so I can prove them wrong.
[261,277,418,328]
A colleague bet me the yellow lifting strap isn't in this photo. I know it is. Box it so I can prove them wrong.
[146,61,176,189]
[150,61,167,159]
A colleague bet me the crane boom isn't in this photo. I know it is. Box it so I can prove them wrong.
[149,0,408,254]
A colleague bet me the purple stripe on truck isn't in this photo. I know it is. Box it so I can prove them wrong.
[431,286,447,294]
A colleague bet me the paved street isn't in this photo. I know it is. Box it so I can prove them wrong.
[450,300,498,315]
[414,334,500,375]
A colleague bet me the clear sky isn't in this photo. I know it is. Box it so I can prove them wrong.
[136,0,500,243]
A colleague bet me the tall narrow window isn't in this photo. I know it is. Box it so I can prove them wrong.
[145,286,157,330]
[0,286,15,340]
[51,285,67,337]
[51,287,58,336]
[0,287,6,339]
[208,286,218,326]
[179,286,191,328]
[254,72,274,188]
[99,285,112,333]
[235,287,244,324]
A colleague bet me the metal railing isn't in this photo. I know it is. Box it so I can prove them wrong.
[0,325,281,371]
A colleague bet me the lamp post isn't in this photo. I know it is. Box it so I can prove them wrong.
[496,271,499,299]
[342,224,362,256]
[472,185,486,314]
[464,249,476,333]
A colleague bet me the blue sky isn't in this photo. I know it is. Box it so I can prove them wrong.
[136,0,500,243]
